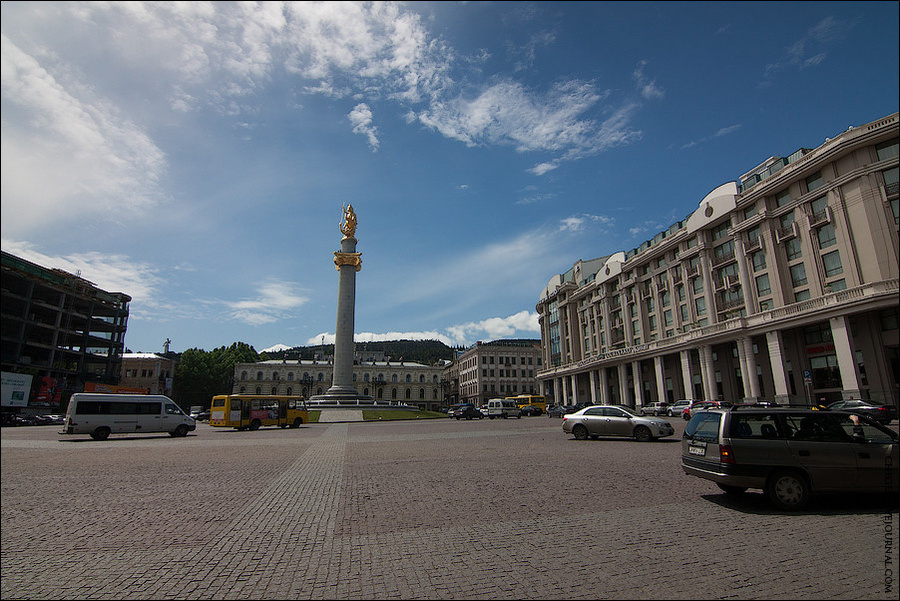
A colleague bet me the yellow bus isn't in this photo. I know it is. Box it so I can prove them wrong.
[209,395,309,430]
[506,394,547,411]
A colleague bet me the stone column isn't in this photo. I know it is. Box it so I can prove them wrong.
[328,234,361,396]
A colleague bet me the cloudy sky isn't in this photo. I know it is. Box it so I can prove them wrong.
[2,1,898,354]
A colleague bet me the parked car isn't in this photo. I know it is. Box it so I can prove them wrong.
[826,399,897,425]
[682,407,898,510]
[452,406,485,420]
[640,402,668,416]
[546,405,567,418]
[447,404,474,417]
[520,405,543,417]
[667,400,693,417]
[684,400,724,420]
[562,405,675,442]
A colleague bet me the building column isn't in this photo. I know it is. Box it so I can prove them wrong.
[699,344,716,400]
[599,367,609,404]
[618,363,629,406]
[632,360,644,408]
[654,356,667,403]
[766,331,791,403]
[570,374,578,404]
[680,350,694,401]
[561,376,570,406]
[830,315,862,397]
[589,369,598,405]
[743,337,761,399]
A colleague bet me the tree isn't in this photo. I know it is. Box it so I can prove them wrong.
[173,342,259,407]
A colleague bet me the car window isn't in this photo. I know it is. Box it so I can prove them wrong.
[784,413,851,442]
[684,413,721,442]
[730,414,783,439]
[603,407,627,418]
[584,408,604,416]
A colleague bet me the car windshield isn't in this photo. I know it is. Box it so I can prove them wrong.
[618,406,640,417]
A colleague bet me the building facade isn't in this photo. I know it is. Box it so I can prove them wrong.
[232,356,446,412]
[1,250,131,408]
[120,353,175,395]
[536,113,899,409]
[455,339,543,406]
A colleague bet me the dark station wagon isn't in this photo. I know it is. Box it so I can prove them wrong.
[682,407,898,510]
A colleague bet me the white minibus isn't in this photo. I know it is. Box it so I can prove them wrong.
[486,398,522,419]
[61,393,196,440]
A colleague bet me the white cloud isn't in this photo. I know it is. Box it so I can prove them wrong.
[633,60,664,100]
[1,239,164,305]
[760,16,845,87]
[226,282,310,326]
[528,161,558,176]
[307,311,540,348]
[348,102,379,150]
[1,34,168,238]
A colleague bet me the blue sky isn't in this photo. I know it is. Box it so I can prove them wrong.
[2,2,898,355]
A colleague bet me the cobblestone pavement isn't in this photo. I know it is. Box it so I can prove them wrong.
[2,417,897,600]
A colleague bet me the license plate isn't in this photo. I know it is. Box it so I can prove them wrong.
[688,445,706,456]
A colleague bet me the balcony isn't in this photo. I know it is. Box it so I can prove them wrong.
[775,222,799,243]
[711,248,736,267]
[809,206,833,228]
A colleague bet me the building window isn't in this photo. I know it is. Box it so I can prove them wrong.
[805,171,824,192]
[876,139,899,161]
[743,204,758,220]
[794,289,811,302]
[810,354,841,388]
[692,277,703,295]
[695,297,706,317]
[822,251,843,278]
[751,251,766,272]
[756,274,771,297]
[780,214,796,234]
[711,221,731,241]
[664,309,673,327]
[810,195,828,215]
[759,299,773,312]
[785,238,803,261]
[817,223,837,248]
[775,189,792,207]
[790,263,808,287]
[827,279,847,292]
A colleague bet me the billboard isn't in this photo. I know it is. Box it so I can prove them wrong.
[32,377,62,407]
[1,372,33,408]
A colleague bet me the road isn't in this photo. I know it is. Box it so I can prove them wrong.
[1,415,897,600]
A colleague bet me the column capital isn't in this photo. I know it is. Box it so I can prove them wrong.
[334,252,362,271]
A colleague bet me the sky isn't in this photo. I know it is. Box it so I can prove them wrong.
[2,1,898,355]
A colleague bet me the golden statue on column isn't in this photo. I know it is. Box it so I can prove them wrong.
[340,204,357,239]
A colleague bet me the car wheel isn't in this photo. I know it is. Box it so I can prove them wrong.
[170,424,189,437]
[766,470,810,510]
[573,424,589,440]
[249,419,261,431]
[90,426,111,441]
[633,426,652,442]
[717,483,748,496]
[291,417,303,428]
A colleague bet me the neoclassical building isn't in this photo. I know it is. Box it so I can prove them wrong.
[232,356,445,411]
[454,339,543,406]
[536,113,899,409]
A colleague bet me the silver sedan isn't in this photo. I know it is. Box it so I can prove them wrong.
[562,405,675,442]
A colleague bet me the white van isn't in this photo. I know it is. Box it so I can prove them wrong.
[61,393,196,440]
[486,398,521,419]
